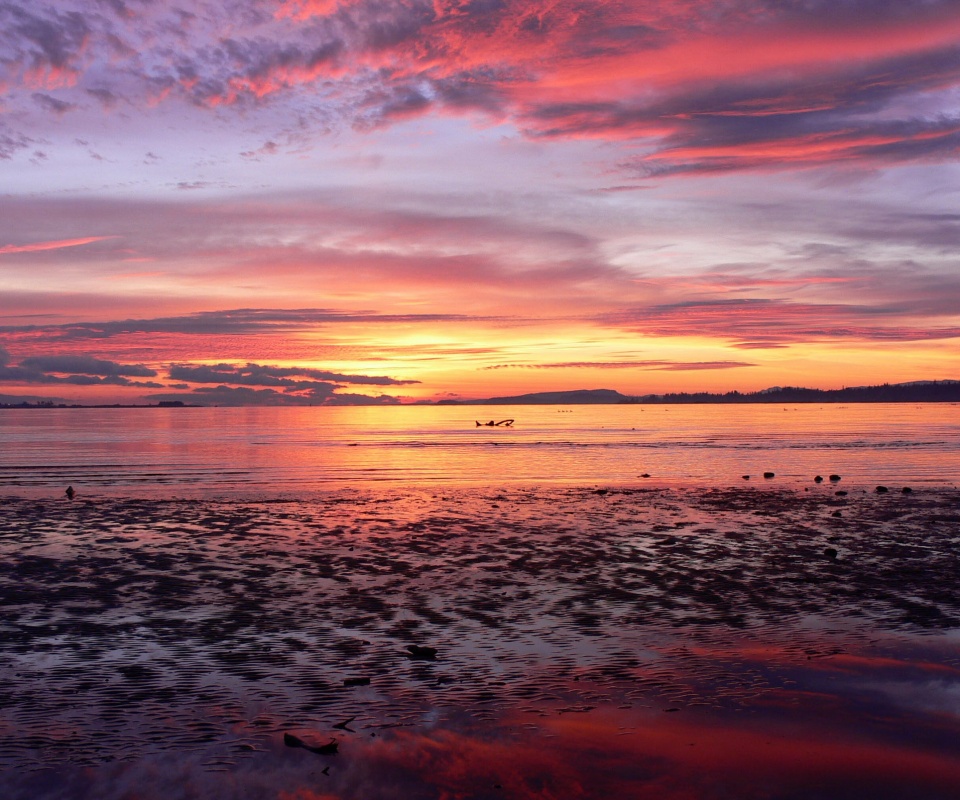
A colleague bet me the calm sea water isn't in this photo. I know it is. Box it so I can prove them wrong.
[1,403,958,496]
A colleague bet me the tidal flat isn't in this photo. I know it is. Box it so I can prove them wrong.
[1,485,959,799]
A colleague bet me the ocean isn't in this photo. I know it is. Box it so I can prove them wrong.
[1,402,958,496]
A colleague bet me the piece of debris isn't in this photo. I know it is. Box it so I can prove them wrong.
[284,732,339,755]
[406,644,438,661]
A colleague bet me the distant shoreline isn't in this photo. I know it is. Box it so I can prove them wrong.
[3,399,960,410]
[2,379,959,408]
[0,402,198,410]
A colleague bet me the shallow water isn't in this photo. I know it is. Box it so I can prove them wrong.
[2,403,958,496]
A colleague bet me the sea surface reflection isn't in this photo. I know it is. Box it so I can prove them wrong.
[1,403,958,494]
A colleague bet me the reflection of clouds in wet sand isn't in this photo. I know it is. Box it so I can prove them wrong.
[343,707,960,800]
[6,697,960,800]
[1,487,958,798]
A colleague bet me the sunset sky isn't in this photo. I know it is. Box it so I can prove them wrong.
[2,0,959,405]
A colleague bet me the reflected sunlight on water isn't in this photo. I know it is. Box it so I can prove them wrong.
[1,403,958,496]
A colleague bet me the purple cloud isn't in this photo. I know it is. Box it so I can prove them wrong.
[19,354,156,377]
[146,384,402,406]
[167,361,419,386]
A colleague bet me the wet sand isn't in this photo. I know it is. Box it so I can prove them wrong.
[1,485,959,799]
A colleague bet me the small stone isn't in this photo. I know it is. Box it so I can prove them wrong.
[831,510,842,518]
[824,547,838,560]
[406,644,438,661]
[829,475,841,482]
[835,490,848,496]
[814,475,823,483]
[742,475,750,480]
[902,487,913,494]
[875,485,889,493]
[763,472,775,479]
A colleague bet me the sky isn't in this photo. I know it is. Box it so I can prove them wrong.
[1,0,959,406]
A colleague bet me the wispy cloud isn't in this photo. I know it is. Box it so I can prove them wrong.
[0,236,116,255]
[32,91,76,114]
[167,361,419,387]
[601,299,960,348]
[145,384,403,407]
[483,360,755,371]
[0,308,490,342]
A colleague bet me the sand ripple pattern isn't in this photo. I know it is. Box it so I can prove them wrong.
[1,486,958,772]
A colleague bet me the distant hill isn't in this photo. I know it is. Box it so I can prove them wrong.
[441,381,960,405]
[458,389,630,405]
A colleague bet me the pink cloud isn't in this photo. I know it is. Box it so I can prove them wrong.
[602,299,960,347]
[0,236,116,255]
[275,0,343,21]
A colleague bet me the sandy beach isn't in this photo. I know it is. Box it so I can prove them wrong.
[2,484,959,799]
